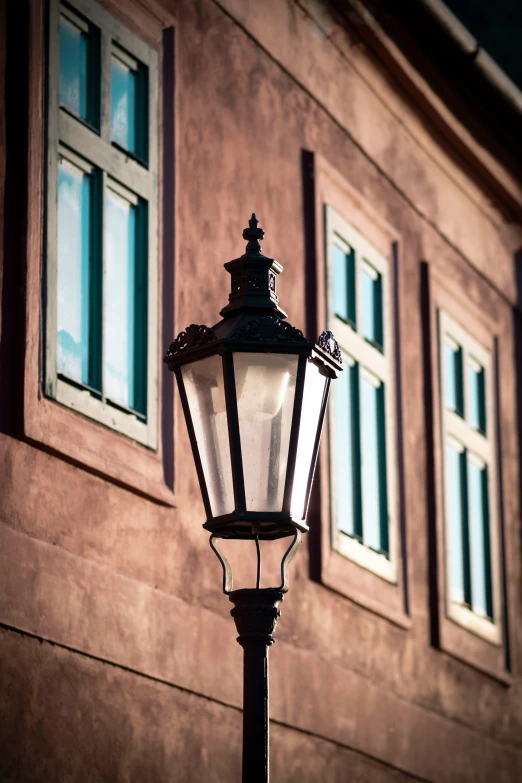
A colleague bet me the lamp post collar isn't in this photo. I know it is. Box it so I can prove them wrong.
[220,214,287,319]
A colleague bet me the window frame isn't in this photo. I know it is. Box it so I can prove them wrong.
[46,0,159,449]
[438,309,502,645]
[326,206,398,583]
[425,266,510,683]
[308,154,408,630]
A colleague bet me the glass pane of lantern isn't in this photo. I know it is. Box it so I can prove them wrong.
[181,355,234,518]
[234,353,298,512]
[291,361,327,521]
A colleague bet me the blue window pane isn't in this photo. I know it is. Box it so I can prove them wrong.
[57,159,92,385]
[468,362,486,434]
[335,361,355,536]
[362,265,383,348]
[60,17,89,121]
[467,460,493,619]
[444,342,463,415]
[360,376,387,553]
[105,189,147,414]
[111,57,136,153]
[333,243,355,325]
[446,445,468,606]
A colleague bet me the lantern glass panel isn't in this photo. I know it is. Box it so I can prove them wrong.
[181,354,234,517]
[291,361,327,521]
[234,352,298,511]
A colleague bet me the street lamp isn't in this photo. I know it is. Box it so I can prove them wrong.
[164,214,341,782]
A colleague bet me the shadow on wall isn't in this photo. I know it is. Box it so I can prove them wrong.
[0,0,29,439]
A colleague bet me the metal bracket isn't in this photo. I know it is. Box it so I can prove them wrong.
[210,535,234,595]
[278,529,302,592]
[210,528,303,596]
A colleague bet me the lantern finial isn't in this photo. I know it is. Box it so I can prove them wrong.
[242,213,265,254]
[220,214,287,319]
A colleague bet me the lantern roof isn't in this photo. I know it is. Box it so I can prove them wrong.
[221,213,287,319]
[164,215,342,373]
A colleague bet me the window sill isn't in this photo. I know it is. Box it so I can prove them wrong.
[54,378,156,449]
[319,536,410,630]
[333,529,396,583]
[24,393,175,506]
[439,613,511,684]
[448,602,501,646]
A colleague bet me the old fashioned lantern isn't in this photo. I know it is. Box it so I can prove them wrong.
[164,214,342,543]
[164,214,341,783]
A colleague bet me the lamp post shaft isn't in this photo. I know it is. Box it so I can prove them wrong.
[241,642,269,781]
[230,588,284,783]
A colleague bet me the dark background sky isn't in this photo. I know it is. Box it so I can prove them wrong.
[444,0,522,90]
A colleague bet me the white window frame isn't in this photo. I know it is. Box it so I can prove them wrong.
[326,206,397,583]
[439,310,502,645]
[46,0,159,448]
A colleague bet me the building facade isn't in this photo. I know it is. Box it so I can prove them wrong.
[1,0,522,780]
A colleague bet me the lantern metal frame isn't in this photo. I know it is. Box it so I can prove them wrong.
[164,214,342,541]
[166,325,341,540]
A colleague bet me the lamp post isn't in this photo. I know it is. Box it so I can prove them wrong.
[164,214,342,782]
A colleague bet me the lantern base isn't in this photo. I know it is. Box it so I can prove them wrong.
[203,512,308,540]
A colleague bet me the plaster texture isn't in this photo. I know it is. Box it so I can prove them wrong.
[1,0,522,780]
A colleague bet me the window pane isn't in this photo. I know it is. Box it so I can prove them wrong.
[362,263,383,348]
[360,375,387,554]
[111,52,147,159]
[444,341,464,415]
[467,460,493,619]
[333,242,355,325]
[57,158,94,386]
[445,444,469,606]
[59,15,96,124]
[334,360,356,537]
[181,355,234,518]
[468,361,486,434]
[235,353,298,512]
[291,360,327,521]
[105,188,147,414]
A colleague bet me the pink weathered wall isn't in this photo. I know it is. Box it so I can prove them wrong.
[1,0,522,780]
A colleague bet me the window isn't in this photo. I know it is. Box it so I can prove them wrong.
[46,0,158,447]
[439,311,501,643]
[326,207,396,582]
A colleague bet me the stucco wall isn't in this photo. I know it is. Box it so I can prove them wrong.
[1,0,522,780]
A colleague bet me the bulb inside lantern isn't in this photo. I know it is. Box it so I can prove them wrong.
[234,352,298,511]
[234,354,292,419]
